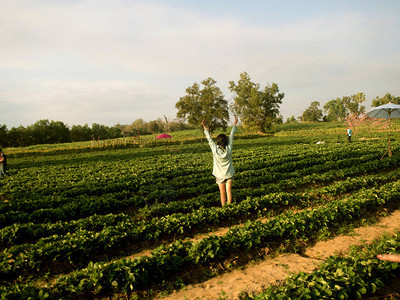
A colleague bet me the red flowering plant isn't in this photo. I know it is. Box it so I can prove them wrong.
[345,113,389,139]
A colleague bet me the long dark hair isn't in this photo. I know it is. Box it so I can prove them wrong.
[216,134,228,149]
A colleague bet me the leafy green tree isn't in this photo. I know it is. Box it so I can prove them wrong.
[48,121,71,143]
[24,119,71,145]
[276,114,283,124]
[91,123,109,139]
[229,72,284,132]
[342,92,366,114]
[130,119,149,135]
[323,98,347,121]
[89,124,122,140]
[176,77,229,132]
[168,118,195,131]
[108,126,122,139]
[286,116,298,123]
[71,124,92,142]
[301,101,323,122]
[7,126,31,147]
[372,93,400,107]
[147,118,164,134]
[28,119,50,145]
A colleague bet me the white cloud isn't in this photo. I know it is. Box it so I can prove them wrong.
[2,79,173,126]
[1,0,400,127]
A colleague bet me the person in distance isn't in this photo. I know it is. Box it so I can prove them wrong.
[0,149,8,178]
[202,117,238,206]
[347,128,352,143]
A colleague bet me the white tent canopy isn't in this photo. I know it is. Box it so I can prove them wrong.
[365,103,400,119]
[365,102,400,158]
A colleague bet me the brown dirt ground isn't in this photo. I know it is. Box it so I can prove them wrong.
[157,210,400,300]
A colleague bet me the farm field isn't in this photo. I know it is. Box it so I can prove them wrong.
[1,122,400,299]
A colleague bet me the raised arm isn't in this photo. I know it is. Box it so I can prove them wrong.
[202,120,218,152]
[228,117,238,145]
[201,119,208,131]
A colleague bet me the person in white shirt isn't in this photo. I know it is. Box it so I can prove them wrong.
[202,117,238,206]
[347,128,352,143]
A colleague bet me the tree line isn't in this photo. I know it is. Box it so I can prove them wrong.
[297,92,400,122]
[0,118,193,148]
[175,71,399,129]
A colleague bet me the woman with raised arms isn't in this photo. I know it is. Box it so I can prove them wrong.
[202,117,238,206]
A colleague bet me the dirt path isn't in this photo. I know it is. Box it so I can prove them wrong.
[159,210,400,300]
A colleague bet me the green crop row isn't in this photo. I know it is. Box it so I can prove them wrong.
[0,213,131,247]
[0,191,316,280]
[249,234,400,299]
[1,179,400,297]
[0,194,146,228]
[140,154,400,218]
[3,154,400,278]
[1,138,379,206]
[2,163,400,254]
[0,146,391,228]
[0,150,399,270]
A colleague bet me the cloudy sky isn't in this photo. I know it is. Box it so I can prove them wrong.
[1,0,400,128]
